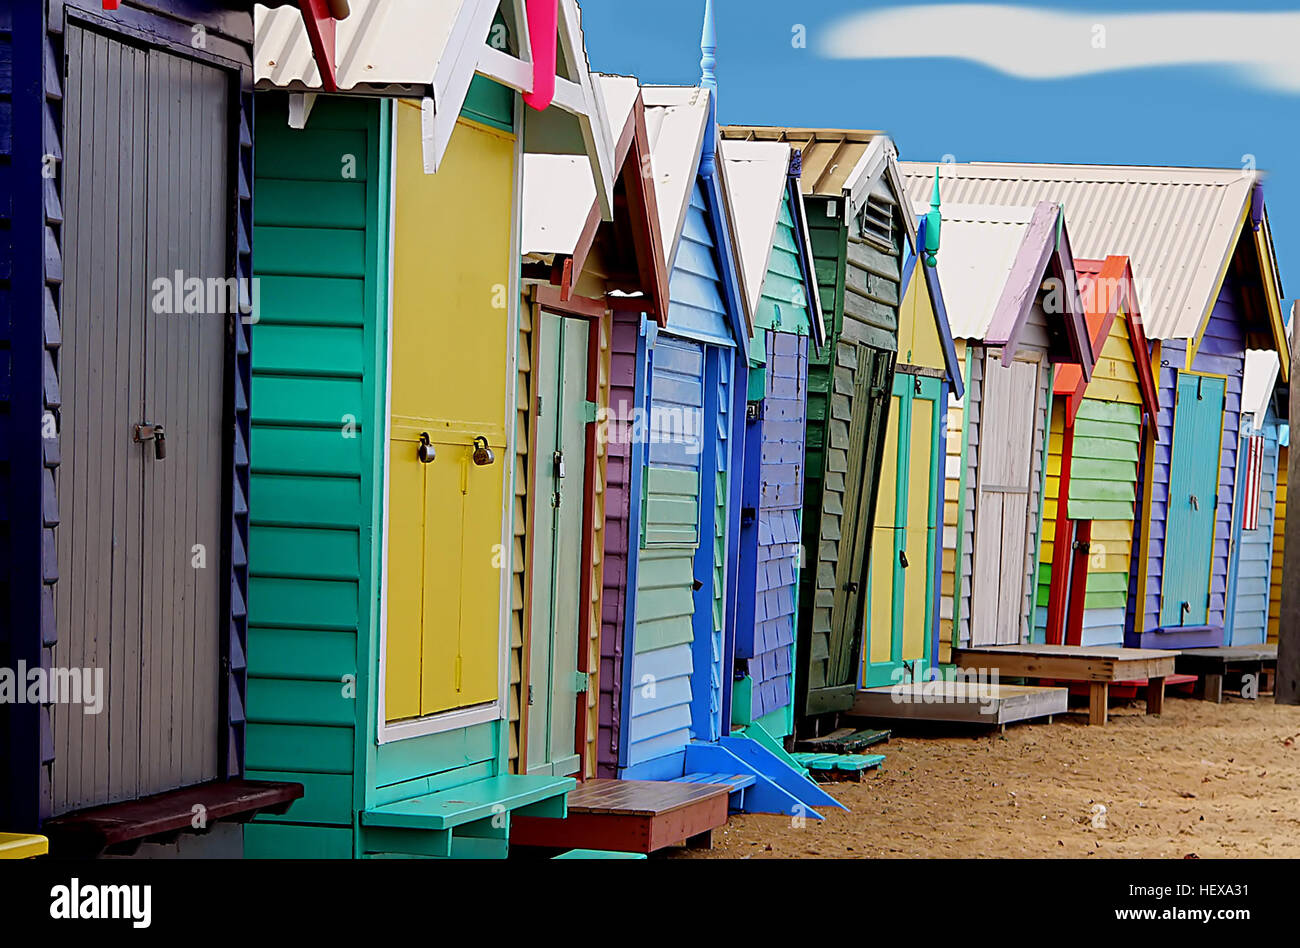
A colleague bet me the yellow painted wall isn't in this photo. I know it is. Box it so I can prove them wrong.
[385,106,516,722]
[939,339,966,661]
[898,262,947,372]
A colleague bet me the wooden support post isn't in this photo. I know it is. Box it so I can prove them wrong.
[685,829,713,850]
[1088,682,1108,726]
[1146,676,1165,716]
[1280,335,1300,705]
[1202,673,1224,704]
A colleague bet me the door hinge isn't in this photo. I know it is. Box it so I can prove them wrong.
[454,655,463,691]
[527,684,534,706]
[1073,540,1091,554]
[572,671,589,694]
[583,400,598,424]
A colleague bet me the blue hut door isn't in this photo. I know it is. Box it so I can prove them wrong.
[1161,373,1226,627]
[526,313,589,776]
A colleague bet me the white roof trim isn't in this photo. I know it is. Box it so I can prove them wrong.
[255,0,614,215]
[844,135,918,249]
[721,139,790,318]
[643,86,710,271]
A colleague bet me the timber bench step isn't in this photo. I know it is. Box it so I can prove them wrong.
[669,773,756,792]
[794,728,891,754]
[792,752,884,781]
[41,779,303,858]
[361,774,575,832]
[0,833,48,859]
[509,779,731,854]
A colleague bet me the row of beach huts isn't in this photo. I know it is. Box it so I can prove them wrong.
[0,0,1291,859]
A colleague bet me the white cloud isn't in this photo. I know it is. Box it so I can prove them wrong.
[820,5,1300,94]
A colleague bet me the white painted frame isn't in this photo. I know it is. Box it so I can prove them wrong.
[375,96,524,744]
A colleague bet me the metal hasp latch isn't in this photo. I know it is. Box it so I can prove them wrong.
[133,423,166,460]
[1073,540,1091,554]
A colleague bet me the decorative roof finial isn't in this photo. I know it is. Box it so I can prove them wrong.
[699,0,718,177]
[700,0,717,92]
[924,168,942,267]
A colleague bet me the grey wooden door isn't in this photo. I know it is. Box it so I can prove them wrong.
[971,356,1039,646]
[52,25,228,814]
[526,313,588,776]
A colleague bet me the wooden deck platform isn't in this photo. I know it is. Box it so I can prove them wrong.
[1175,645,1278,702]
[850,681,1067,727]
[953,644,1177,726]
[509,779,732,854]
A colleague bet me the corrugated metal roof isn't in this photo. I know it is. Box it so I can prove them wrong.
[912,202,1036,340]
[720,139,791,318]
[901,161,1257,341]
[721,127,883,197]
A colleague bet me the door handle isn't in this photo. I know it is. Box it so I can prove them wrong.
[899,549,909,569]
[845,581,859,593]
[1190,494,1199,511]
[134,423,166,460]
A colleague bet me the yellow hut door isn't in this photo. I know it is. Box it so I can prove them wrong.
[863,372,941,687]
[525,313,589,776]
[384,107,515,723]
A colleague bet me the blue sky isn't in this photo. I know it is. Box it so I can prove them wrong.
[582,0,1296,315]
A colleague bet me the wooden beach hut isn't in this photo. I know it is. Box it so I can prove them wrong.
[903,163,1290,651]
[1225,350,1288,646]
[719,138,825,742]
[0,0,315,855]
[721,124,918,724]
[895,200,1094,654]
[517,74,669,779]
[245,0,616,859]
[1033,256,1161,648]
[858,181,966,685]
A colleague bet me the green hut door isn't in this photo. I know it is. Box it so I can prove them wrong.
[526,313,589,776]
[821,344,894,707]
[1161,372,1226,627]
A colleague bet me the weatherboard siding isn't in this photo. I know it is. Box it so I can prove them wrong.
[1268,445,1287,644]
[246,96,385,855]
[747,330,809,728]
[597,311,641,777]
[1138,280,1244,634]
[1228,410,1279,645]
[627,336,704,768]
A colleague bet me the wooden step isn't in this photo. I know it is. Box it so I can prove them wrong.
[0,833,48,859]
[794,727,891,754]
[509,779,730,854]
[669,772,756,792]
[851,681,1067,726]
[791,752,884,782]
[41,779,303,858]
[553,848,648,860]
[362,774,574,832]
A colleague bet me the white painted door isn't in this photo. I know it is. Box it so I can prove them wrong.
[971,356,1040,646]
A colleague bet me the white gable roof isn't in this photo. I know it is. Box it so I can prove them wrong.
[721,139,790,317]
[642,86,711,267]
[914,202,1036,340]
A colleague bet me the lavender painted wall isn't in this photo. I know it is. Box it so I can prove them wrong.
[597,311,641,777]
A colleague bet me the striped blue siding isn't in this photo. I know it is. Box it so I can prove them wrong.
[629,336,705,767]
[1227,408,1280,645]
[665,179,735,349]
